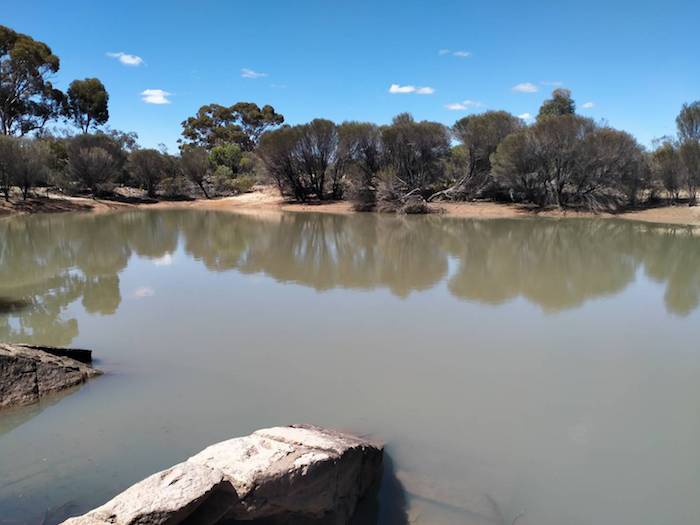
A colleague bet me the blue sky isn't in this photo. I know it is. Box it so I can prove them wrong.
[6,0,699,151]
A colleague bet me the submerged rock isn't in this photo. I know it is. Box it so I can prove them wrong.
[0,343,101,409]
[62,425,384,525]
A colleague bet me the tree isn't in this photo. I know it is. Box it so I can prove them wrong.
[257,126,305,201]
[0,135,19,200]
[67,134,125,195]
[492,115,597,208]
[230,102,284,148]
[180,147,211,198]
[651,140,683,202]
[676,101,700,142]
[337,122,383,210]
[13,139,49,199]
[381,113,450,194]
[676,102,700,205]
[128,149,167,198]
[296,119,339,199]
[209,143,242,173]
[64,78,109,132]
[0,25,63,136]
[537,88,576,121]
[435,111,522,200]
[180,102,284,151]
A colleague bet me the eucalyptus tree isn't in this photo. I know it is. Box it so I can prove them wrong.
[180,102,284,151]
[337,122,383,210]
[0,25,64,136]
[676,101,700,205]
[434,111,522,200]
[537,88,576,121]
[381,113,450,194]
[128,149,168,197]
[180,147,211,198]
[64,78,109,133]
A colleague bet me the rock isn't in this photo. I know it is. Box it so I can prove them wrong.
[62,425,384,525]
[0,343,101,409]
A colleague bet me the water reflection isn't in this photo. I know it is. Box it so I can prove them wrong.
[1,211,700,345]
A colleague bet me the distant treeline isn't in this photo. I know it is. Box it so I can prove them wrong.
[1,24,699,212]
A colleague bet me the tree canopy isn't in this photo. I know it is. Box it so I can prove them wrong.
[64,78,109,133]
[0,25,63,136]
[537,88,576,121]
[180,102,284,151]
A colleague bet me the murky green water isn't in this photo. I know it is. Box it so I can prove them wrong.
[1,210,699,525]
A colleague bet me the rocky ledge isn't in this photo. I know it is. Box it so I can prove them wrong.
[0,343,101,409]
[62,425,383,525]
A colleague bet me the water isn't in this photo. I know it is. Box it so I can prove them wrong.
[0,210,699,525]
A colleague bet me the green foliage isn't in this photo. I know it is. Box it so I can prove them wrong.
[0,25,63,136]
[64,78,109,133]
[209,143,242,173]
[537,88,576,122]
[180,102,283,151]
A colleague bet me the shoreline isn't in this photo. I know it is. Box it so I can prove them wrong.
[2,186,700,227]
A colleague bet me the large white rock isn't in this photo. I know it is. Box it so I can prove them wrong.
[0,343,101,409]
[62,425,384,525]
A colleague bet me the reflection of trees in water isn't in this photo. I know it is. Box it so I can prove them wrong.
[443,219,639,312]
[1,211,699,346]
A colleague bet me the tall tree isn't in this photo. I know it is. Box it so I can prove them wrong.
[676,101,700,205]
[435,111,522,200]
[0,25,63,136]
[537,88,576,121]
[180,102,284,151]
[64,78,109,132]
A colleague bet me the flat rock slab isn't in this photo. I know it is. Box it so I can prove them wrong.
[0,343,101,409]
[62,425,384,525]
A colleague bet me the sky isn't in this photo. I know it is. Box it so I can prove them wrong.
[5,0,699,152]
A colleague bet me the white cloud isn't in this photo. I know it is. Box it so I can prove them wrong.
[241,68,268,79]
[512,82,539,93]
[540,80,563,87]
[132,286,155,298]
[518,112,534,121]
[152,253,173,266]
[107,52,144,66]
[581,101,595,109]
[388,84,435,95]
[445,100,482,110]
[438,49,472,58]
[141,89,172,104]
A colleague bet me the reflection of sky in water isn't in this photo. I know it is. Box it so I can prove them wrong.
[0,210,699,525]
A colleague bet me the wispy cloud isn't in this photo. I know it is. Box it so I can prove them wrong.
[241,68,268,79]
[512,82,539,93]
[132,286,155,298]
[388,84,435,95]
[518,112,534,122]
[141,89,172,104]
[540,80,563,87]
[581,101,595,109]
[439,49,472,58]
[107,51,144,66]
[445,99,483,111]
[152,254,173,266]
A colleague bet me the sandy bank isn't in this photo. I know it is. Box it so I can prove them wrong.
[3,186,700,227]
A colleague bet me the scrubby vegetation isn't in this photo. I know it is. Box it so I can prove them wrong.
[1,24,699,213]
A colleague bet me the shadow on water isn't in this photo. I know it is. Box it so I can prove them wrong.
[1,209,700,349]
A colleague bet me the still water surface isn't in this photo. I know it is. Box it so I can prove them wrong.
[0,210,699,524]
